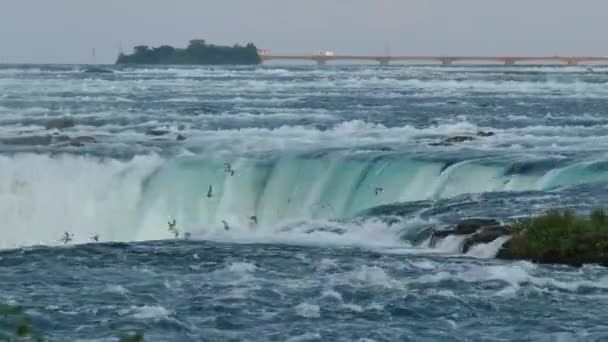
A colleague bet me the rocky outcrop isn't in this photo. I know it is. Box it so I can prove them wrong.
[176,134,187,141]
[496,236,608,267]
[430,210,608,267]
[428,218,514,253]
[45,117,75,130]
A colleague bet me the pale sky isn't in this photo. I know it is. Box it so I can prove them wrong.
[0,0,606,64]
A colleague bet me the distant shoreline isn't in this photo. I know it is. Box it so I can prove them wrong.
[115,39,261,65]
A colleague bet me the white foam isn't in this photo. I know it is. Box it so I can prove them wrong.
[466,236,511,259]
[286,333,322,342]
[294,303,321,318]
[226,262,256,273]
[321,289,343,301]
[123,305,170,321]
[104,285,129,295]
[317,258,339,272]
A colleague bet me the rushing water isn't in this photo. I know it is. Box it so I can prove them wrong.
[1,64,608,341]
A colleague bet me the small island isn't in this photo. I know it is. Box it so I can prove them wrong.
[116,39,261,65]
[429,209,608,267]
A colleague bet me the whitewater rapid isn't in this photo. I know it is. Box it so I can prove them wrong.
[1,63,608,251]
[2,151,608,249]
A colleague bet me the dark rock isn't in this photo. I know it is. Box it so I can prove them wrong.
[462,226,511,253]
[1,135,53,146]
[454,218,500,235]
[496,238,608,267]
[429,136,476,146]
[429,229,453,247]
[69,136,97,146]
[429,218,501,247]
[176,134,187,141]
[45,117,75,130]
[477,131,495,137]
[146,129,170,136]
[82,67,113,74]
[444,136,475,144]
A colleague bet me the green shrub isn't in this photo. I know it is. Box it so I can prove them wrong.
[508,208,608,259]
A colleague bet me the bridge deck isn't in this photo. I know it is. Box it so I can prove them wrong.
[262,55,608,65]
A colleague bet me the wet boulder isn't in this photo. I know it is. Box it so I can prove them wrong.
[429,218,501,247]
[462,225,512,253]
[176,134,187,141]
[477,131,495,137]
[45,117,75,130]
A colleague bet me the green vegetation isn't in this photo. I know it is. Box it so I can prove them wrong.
[1,303,144,341]
[0,304,43,341]
[498,209,608,266]
[116,39,261,65]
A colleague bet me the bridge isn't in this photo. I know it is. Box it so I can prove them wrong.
[261,54,608,66]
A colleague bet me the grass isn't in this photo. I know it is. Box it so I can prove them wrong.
[504,209,608,263]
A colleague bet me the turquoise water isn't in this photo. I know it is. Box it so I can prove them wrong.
[1,64,608,340]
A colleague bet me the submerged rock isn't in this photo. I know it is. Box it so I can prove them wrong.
[45,117,75,130]
[82,67,113,74]
[429,136,476,146]
[176,134,187,141]
[146,129,170,136]
[477,131,495,137]
[429,218,502,248]
[70,136,97,147]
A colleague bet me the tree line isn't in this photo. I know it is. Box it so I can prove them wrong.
[116,39,261,65]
